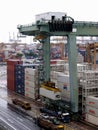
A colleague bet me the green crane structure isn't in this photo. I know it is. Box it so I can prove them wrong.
[17,13,98,113]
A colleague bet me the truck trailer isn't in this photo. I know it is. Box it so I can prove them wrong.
[37,115,64,130]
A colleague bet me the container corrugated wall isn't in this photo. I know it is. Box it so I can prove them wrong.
[86,96,98,109]
[15,64,34,95]
[86,114,98,126]
[57,73,70,101]
[7,59,23,91]
[86,105,98,117]
[25,68,39,100]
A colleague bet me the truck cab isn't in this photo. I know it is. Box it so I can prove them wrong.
[59,112,71,123]
[12,98,31,110]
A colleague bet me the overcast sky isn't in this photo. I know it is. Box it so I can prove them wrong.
[0,0,98,43]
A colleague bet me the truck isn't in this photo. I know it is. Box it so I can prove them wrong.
[40,107,71,123]
[12,98,31,110]
[57,112,71,123]
[37,114,64,130]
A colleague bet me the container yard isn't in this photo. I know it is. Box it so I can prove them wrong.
[1,12,98,130]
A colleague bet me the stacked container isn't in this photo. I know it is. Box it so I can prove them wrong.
[15,64,34,95]
[86,96,98,125]
[57,73,70,101]
[7,59,23,91]
[77,52,84,63]
[51,64,65,72]
[50,71,71,101]
[64,63,91,72]
[50,71,61,86]
[80,70,98,113]
[25,68,39,100]
[40,86,61,100]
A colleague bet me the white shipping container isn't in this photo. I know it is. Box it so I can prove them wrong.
[77,53,84,63]
[36,12,66,22]
[56,73,70,101]
[50,71,62,80]
[86,105,98,117]
[50,71,59,80]
[77,71,84,78]
[25,80,38,88]
[86,114,98,126]
[64,63,69,71]
[4,50,9,59]
[25,68,38,76]
[40,87,61,100]
[25,92,38,99]
[25,74,38,83]
[57,82,70,91]
[57,73,70,83]
[25,86,38,93]
[51,73,71,100]
[86,96,98,109]
[64,63,90,72]
[56,60,66,64]
[51,64,64,72]
[83,70,98,79]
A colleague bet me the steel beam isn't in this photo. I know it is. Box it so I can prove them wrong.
[18,21,98,36]
[67,34,78,112]
[42,37,50,81]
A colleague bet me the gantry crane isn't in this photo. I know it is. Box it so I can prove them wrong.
[17,12,98,113]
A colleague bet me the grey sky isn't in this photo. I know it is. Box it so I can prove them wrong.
[0,0,98,42]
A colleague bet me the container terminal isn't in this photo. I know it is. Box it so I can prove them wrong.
[1,12,98,130]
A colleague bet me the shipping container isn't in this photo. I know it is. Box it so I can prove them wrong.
[51,64,65,72]
[86,105,98,117]
[15,64,34,95]
[50,71,61,80]
[86,113,98,126]
[50,43,64,60]
[25,91,38,100]
[25,74,38,82]
[25,86,38,93]
[64,63,91,72]
[7,78,15,91]
[15,87,25,95]
[50,60,57,64]
[40,87,61,100]
[7,59,23,91]
[15,64,34,75]
[25,68,38,76]
[57,82,70,91]
[25,80,38,88]
[86,96,98,109]
[57,73,70,101]
[57,73,70,83]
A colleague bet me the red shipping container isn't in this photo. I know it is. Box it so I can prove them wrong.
[7,59,23,91]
